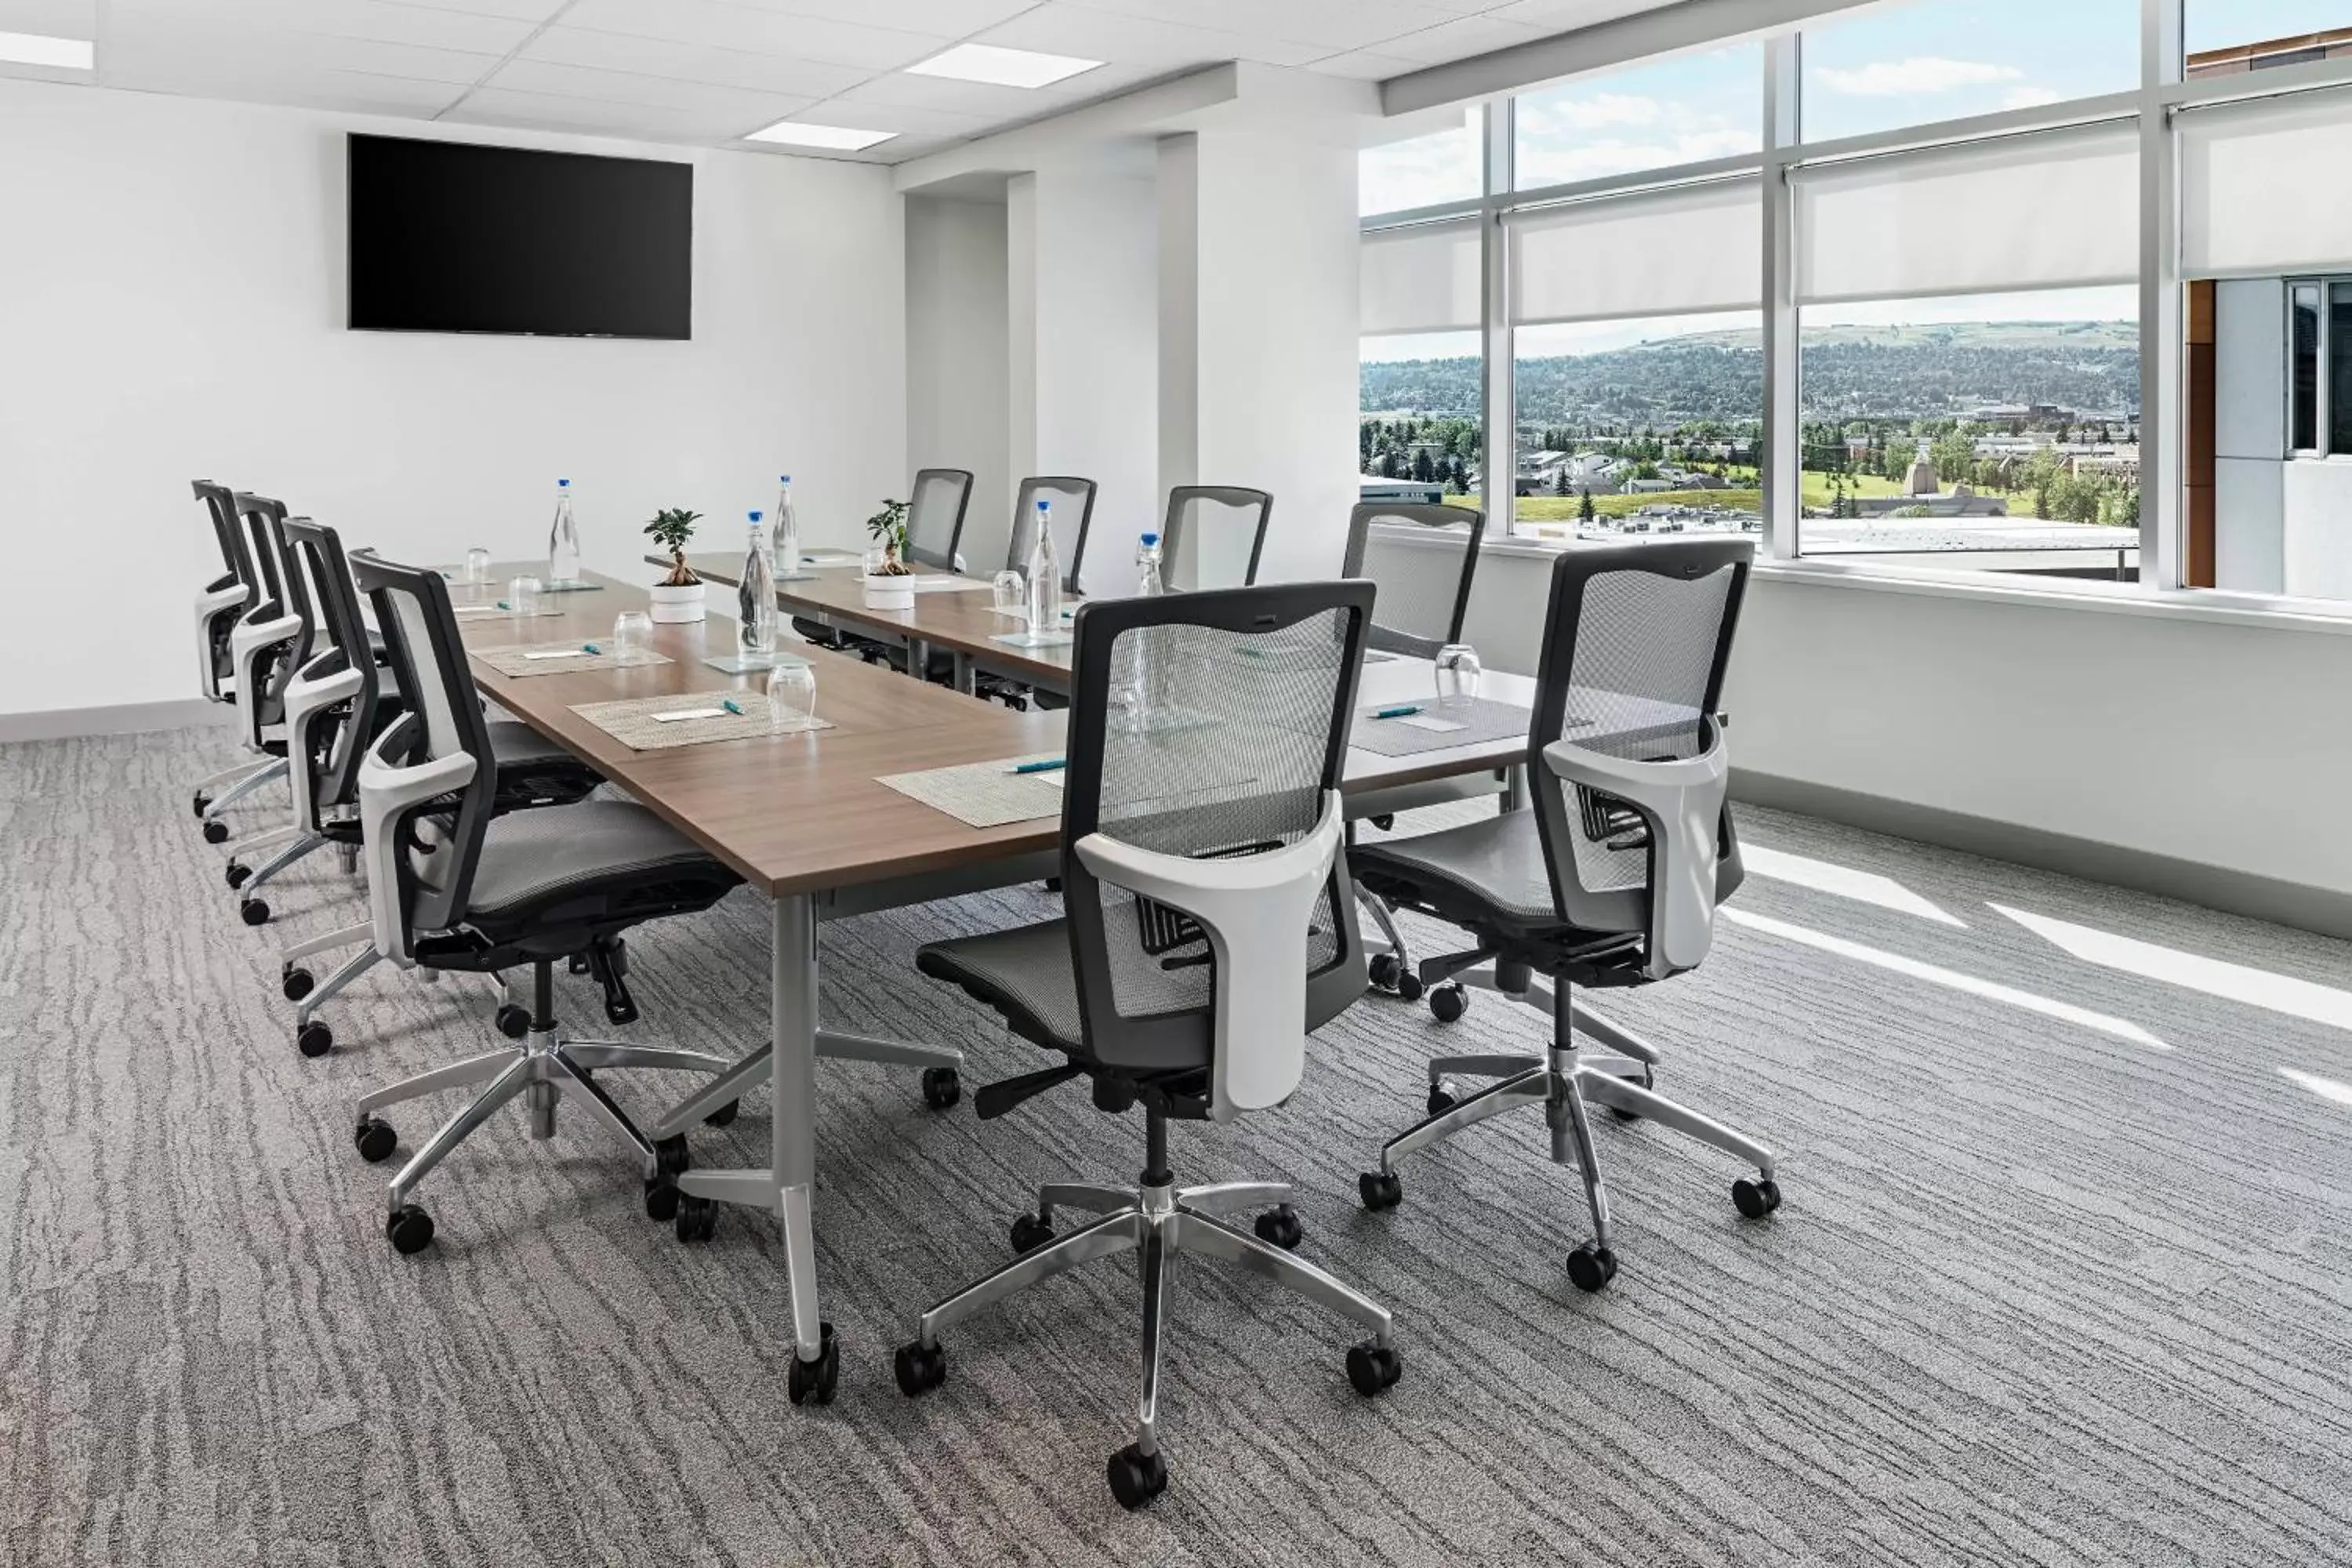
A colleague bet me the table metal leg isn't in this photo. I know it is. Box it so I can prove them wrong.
[771,891,824,1363]
[953,652,976,695]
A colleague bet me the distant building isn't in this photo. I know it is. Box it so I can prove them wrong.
[2187,25,2352,77]
[1360,474,1446,505]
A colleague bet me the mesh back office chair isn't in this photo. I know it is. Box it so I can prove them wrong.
[894,581,1400,1510]
[1350,539,1780,1295]
[188,481,269,825]
[342,553,743,1255]
[266,521,601,1058]
[793,467,975,655]
[974,475,1102,710]
[1159,486,1272,592]
[192,489,303,843]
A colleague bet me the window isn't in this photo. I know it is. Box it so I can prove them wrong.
[2292,281,2321,453]
[1802,0,2139,143]
[1360,333,1485,506]
[1361,109,1483,216]
[2187,2,2352,74]
[1515,46,1759,188]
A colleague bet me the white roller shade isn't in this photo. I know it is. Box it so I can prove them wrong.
[1359,219,1480,336]
[1508,180,1761,325]
[1791,124,2137,305]
[2183,89,2352,278]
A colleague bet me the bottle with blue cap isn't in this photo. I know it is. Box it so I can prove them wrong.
[1025,498,1062,638]
[1135,532,1163,598]
[546,478,581,587]
[740,509,777,658]
[1125,532,1167,728]
[772,474,801,579]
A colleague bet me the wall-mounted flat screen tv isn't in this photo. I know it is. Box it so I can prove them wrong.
[347,134,692,339]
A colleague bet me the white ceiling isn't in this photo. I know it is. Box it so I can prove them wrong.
[0,0,1672,163]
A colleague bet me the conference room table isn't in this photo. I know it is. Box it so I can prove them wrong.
[452,565,1542,1399]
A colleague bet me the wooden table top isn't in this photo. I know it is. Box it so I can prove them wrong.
[458,566,1534,899]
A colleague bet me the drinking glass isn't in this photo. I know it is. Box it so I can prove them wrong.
[862,544,890,578]
[767,662,818,731]
[509,575,543,618]
[993,568,1026,617]
[463,547,492,586]
[1434,643,1482,709]
[612,610,652,655]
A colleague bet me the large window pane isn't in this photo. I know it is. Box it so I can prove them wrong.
[2187,3,2352,72]
[1361,332,1484,512]
[1510,313,1763,543]
[1798,286,2142,580]
[1513,46,1760,190]
[2294,281,2323,453]
[1361,109,1483,217]
[1802,0,2138,144]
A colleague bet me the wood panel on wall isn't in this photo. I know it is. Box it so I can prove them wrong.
[2186,278,2216,589]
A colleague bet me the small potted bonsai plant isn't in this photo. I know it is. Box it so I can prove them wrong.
[862,498,916,611]
[644,507,706,622]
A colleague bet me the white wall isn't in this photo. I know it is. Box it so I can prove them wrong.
[905,193,1011,572]
[0,77,906,723]
[2216,278,2287,593]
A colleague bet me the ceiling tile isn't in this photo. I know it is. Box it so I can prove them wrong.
[98,55,468,116]
[104,0,539,56]
[369,0,570,18]
[1371,12,1545,64]
[974,2,1326,70]
[482,58,815,124]
[720,0,1035,31]
[100,20,502,85]
[803,93,998,137]
[1054,0,1460,54]
[1301,49,1421,81]
[1486,0,1671,26]
[453,84,754,140]
[826,67,1104,118]
[521,24,869,96]
[556,0,949,71]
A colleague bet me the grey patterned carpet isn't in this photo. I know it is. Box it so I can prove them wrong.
[4,725,2350,1567]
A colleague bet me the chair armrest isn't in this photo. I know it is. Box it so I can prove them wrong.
[358,716,476,964]
[194,582,249,701]
[285,653,365,830]
[1073,790,1345,1122]
[1541,720,1728,979]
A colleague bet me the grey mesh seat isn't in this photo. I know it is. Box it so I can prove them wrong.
[797,467,974,658]
[1159,485,1272,590]
[343,552,743,1257]
[895,581,1402,1511]
[1350,539,1782,1296]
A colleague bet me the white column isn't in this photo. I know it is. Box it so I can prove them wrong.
[1760,34,1802,561]
[2139,0,2186,589]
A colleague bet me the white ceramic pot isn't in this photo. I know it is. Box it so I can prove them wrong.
[863,575,916,612]
[648,581,706,623]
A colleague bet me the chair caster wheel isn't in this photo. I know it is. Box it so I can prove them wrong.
[1733,1176,1782,1219]
[1609,1065,1653,1121]
[703,1099,740,1127]
[1425,1081,1457,1116]
[893,1338,946,1397]
[568,952,591,975]
[386,1205,434,1254]
[642,1178,679,1222]
[1567,1240,1617,1293]
[1009,1212,1054,1253]
[1358,1170,1403,1211]
[1254,1205,1303,1250]
[192,793,210,818]
[920,1066,960,1110]
[495,1004,531,1040]
[1395,971,1424,1002]
[674,1194,716,1244]
[1106,1443,1167,1510]
[225,861,250,889]
[1345,1341,1403,1396]
[281,966,314,1002]
[240,898,270,927]
[354,1116,397,1163]
[788,1323,839,1406]
[1367,953,1399,992]
[1429,982,1467,1024]
[202,819,229,844]
[296,1022,332,1058]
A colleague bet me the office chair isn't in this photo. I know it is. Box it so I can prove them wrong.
[893,581,1400,1510]
[192,488,301,845]
[1337,500,1493,1002]
[270,521,603,1058]
[342,552,745,1254]
[793,466,975,655]
[187,480,266,822]
[1159,485,1272,592]
[974,474,1099,710]
[1349,539,1780,1294]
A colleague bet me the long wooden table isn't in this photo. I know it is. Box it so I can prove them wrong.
[452,564,1538,1397]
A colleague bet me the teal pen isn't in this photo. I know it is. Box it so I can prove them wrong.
[583,643,601,655]
[1374,704,1421,720]
[721,699,745,716]
[1012,757,1065,775]
[495,601,510,610]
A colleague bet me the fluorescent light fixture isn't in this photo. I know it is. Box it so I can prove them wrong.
[0,31,95,70]
[744,120,897,151]
[906,43,1100,89]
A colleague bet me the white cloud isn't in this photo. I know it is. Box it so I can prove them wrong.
[1817,56,2024,96]
[1515,92,1663,134]
[2002,84,2063,111]
[1515,127,1759,187]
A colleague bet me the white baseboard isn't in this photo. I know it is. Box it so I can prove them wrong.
[0,698,231,744]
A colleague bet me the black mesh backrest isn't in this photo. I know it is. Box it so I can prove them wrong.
[230,492,289,616]
[1059,581,1373,1065]
[349,550,499,933]
[1526,539,1750,936]
[281,517,378,816]
[1160,487,1272,592]
[1007,476,1098,593]
[1343,502,1486,658]
[192,480,252,594]
[905,468,974,572]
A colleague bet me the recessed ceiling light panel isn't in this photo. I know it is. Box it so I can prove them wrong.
[0,31,95,70]
[905,43,1101,90]
[744,121,898,151]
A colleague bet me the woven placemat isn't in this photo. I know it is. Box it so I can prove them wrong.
[1348,698,1531,757]
[571,694,833,751]
[877,753,1067,827]
[471,642,672,678]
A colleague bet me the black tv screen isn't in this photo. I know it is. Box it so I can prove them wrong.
[347,135,691,339]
